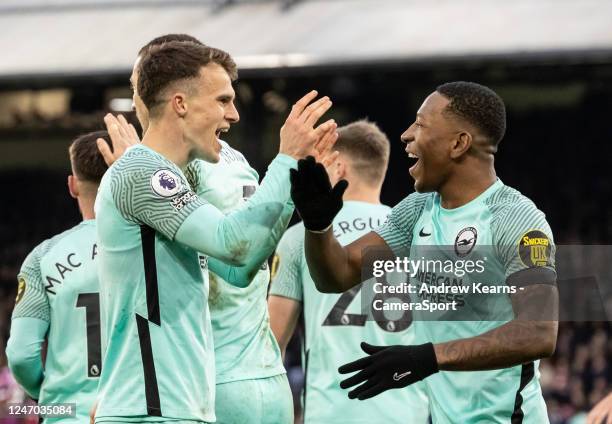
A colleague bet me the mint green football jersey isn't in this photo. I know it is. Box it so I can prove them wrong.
[270,201,429,424]
[95,145,214,422]
[376,179,556,424]
[185,140,286,384]
[12,220,100,423]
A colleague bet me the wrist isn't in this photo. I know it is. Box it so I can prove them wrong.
[306,224,333,234]
[415,342,439,377]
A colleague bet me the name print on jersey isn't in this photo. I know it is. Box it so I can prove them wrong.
[333,216,387,237]
[44,243,98,294]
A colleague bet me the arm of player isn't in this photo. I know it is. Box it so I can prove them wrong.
[291,156,393,293]
[434,202,559,370]
[337,283,558,401]
[434,283,558,370]
[268,226,305,355]
[338,201,558,401]
[6,249,50,400]
[305,230,388,293]
[268,296,302,358]
[177,93,337,284]
[6,317,48,399]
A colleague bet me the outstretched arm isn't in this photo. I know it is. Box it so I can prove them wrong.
[434,284,558,370]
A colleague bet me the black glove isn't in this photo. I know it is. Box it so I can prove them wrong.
[289,156,348,232]
[339,342,439,400]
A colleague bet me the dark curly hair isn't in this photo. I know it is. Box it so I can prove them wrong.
[436,81,506,147]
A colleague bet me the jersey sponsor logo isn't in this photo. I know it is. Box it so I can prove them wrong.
[419,227,431,237]
[151,169,182,197]
[393,370,412,381]
[270,254,280,280]
[455,227,477,257]
[519,230,551,267]
[171,191,198,211]
[15,277,26,305]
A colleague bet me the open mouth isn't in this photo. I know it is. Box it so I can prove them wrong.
[215,127,229,138]
[407,149,420,175]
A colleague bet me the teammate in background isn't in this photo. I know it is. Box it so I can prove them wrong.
[268,120,429,423]
[290,82,559,423]
[94,41,335,423]
[114,34,325,424]
[7,131,113,422]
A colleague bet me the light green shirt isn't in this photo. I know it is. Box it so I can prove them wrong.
[270,201,429,424]
[11,220,100,423]
[376,179,555,424]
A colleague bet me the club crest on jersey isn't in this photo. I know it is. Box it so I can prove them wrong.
[519,230,551,267]
[15,277,26,305]
[455,227,477,257]
[151,169,182,197]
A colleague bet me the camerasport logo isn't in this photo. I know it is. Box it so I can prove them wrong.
[455,227,477,257]
[151,169,182,197]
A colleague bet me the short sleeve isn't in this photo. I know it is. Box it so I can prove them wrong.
[493,200,556,286]
[12,244,50,322]
[375,192,430,257]
[269,225,304,302]
[110,150,206,240]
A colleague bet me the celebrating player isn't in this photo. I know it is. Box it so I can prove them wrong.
[7,131,113,422]
[94,41,335,423]
[120,34,315,423]
[290,82,559,423]
[268,120,429,423]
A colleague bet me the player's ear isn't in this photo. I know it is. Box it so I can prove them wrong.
[68,175,79,199]
[450,131,472,159]
[336,160,347,180]
[172,92,188,118]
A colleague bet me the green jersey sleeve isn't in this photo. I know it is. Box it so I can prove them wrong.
[110,149,206,240]
[492,199,556,286]
[375,192,430,257]
[176,154,296,273]
[269,224,305,301]
[12,243,50,322]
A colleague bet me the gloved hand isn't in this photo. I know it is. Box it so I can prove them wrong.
[339,342,439,400]
[289,156,348,232]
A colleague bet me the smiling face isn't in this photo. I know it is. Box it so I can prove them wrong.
[181,62,239,163]
[401,91,460,193]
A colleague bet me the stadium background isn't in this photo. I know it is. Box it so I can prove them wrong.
[0,0,610,423]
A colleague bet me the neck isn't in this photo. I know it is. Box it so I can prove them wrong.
[438,161,497,209]
[78,195,96,220]
[342,182,381,204]
[142,119,190,168]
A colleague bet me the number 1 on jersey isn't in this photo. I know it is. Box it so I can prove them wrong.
[76,293,102,377]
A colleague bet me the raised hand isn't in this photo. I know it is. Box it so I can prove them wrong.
[289,156,348,232]
[97,113,140,166]
[279,91,336,160]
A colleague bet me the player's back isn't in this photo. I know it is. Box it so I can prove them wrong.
[94,145,214,422]
[272,201,429,424]
[15,220,100,423]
